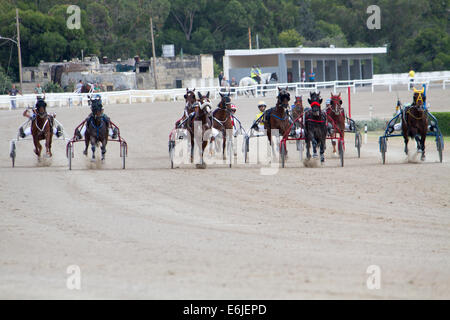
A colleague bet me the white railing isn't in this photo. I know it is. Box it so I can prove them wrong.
[1,75,448,110]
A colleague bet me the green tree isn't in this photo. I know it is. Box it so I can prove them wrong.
[278,29,304,47]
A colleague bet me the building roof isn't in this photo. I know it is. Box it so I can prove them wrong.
[225,47,387,56]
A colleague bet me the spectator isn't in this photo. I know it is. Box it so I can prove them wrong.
[230,77,238,87]
[301,69,306,82]
[75,80,83,93]
[221,76,230,92]
[218,71,224,87]
[34,83,44,95]
[9,84,22,110]
[309,70,315,82]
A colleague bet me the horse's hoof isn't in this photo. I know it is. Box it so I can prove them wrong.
[195,163,207,169]
[83,150,87,156]
[91,158,96,162]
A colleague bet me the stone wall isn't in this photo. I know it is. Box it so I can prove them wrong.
[136,54,214,89]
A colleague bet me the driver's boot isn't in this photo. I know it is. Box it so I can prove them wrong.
[19,127,26,138]
[56,125,62,138]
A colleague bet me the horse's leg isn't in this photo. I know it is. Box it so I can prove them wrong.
[222,134,226,160]
[312,137,318,158]
[402,125,409,155]
[202,140,208,165]
[320,138,326,163]
[83,132,89,156]
[33,136,41,158]
[190,134,194,163]
[332,140,336,154]
[306,138,311,160]
[90,138,96,161]
[420,130,426,161]
[101,139,107,161]
[45,131,53,157]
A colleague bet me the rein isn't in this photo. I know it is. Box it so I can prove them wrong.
[407,107,426,120]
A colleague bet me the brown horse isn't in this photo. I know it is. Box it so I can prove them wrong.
[31,98,54,158]
[175,88,196,128]
[291,96,304,121]
[326,93,346,154]
[265,87,291,146]
[211,92,234,160]
[402,88,428,160]
[81,83,93,93]
[186,92,212,166]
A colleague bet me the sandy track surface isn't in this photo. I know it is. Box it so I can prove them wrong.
[0,88,449,299]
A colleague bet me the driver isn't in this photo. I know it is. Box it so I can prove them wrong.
[19,97,62,138]
[251,101,266,132]
[251,65,262,84]
[76,94,117,140]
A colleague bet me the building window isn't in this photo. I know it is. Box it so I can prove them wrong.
[44,72,48,78]
[175,79,182,88]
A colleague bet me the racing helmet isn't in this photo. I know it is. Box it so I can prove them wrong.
[257,101,266,110]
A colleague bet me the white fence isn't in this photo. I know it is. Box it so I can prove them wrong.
[1,75,449,110]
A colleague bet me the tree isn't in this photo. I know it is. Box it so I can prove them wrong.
[170,0,206,40]
[278,29,304,47]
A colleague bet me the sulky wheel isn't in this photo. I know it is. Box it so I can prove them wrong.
[227,137,233,168]
[280,142,286,168]
[121,143,127,169]
[10,141,16,168]
[244,136,249,164]
[338,140,344,167]
[355,132,361,158]
[169,140,175,169]
[380,138,387,165]
[67,143,72,170]
[437,135,443,163]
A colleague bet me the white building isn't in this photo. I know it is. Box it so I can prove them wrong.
[223,46,387,83]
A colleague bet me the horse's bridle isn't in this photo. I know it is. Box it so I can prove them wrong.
[329,98,343,115]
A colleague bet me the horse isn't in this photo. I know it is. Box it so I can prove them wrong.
[186,92,212,166]
[211,92,234,160]
[175,88,197,128]
[83,98,109,161]
[31,97,54,158]
[326,93,346,155]
[238,72,278,97]
[265,87,291,156]
[291,96,304,121]
[401,88,428,161]
[81,83,94,93]
[305,92,328,163]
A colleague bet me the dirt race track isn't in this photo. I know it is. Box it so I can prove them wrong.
[0,88,449,299]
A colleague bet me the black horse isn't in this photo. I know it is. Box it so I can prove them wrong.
[305,92,328,163]
[83,98,109,161]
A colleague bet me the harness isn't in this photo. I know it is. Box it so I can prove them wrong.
[33,117,49,132]
[89,116,105,139]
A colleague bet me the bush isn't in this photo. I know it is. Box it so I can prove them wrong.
[355,118,387,132]
[43,82,64,93]
[431,112,450,136]
[0,70,12,95]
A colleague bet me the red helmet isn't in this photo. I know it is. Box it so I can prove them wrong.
[230,104,237,111]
